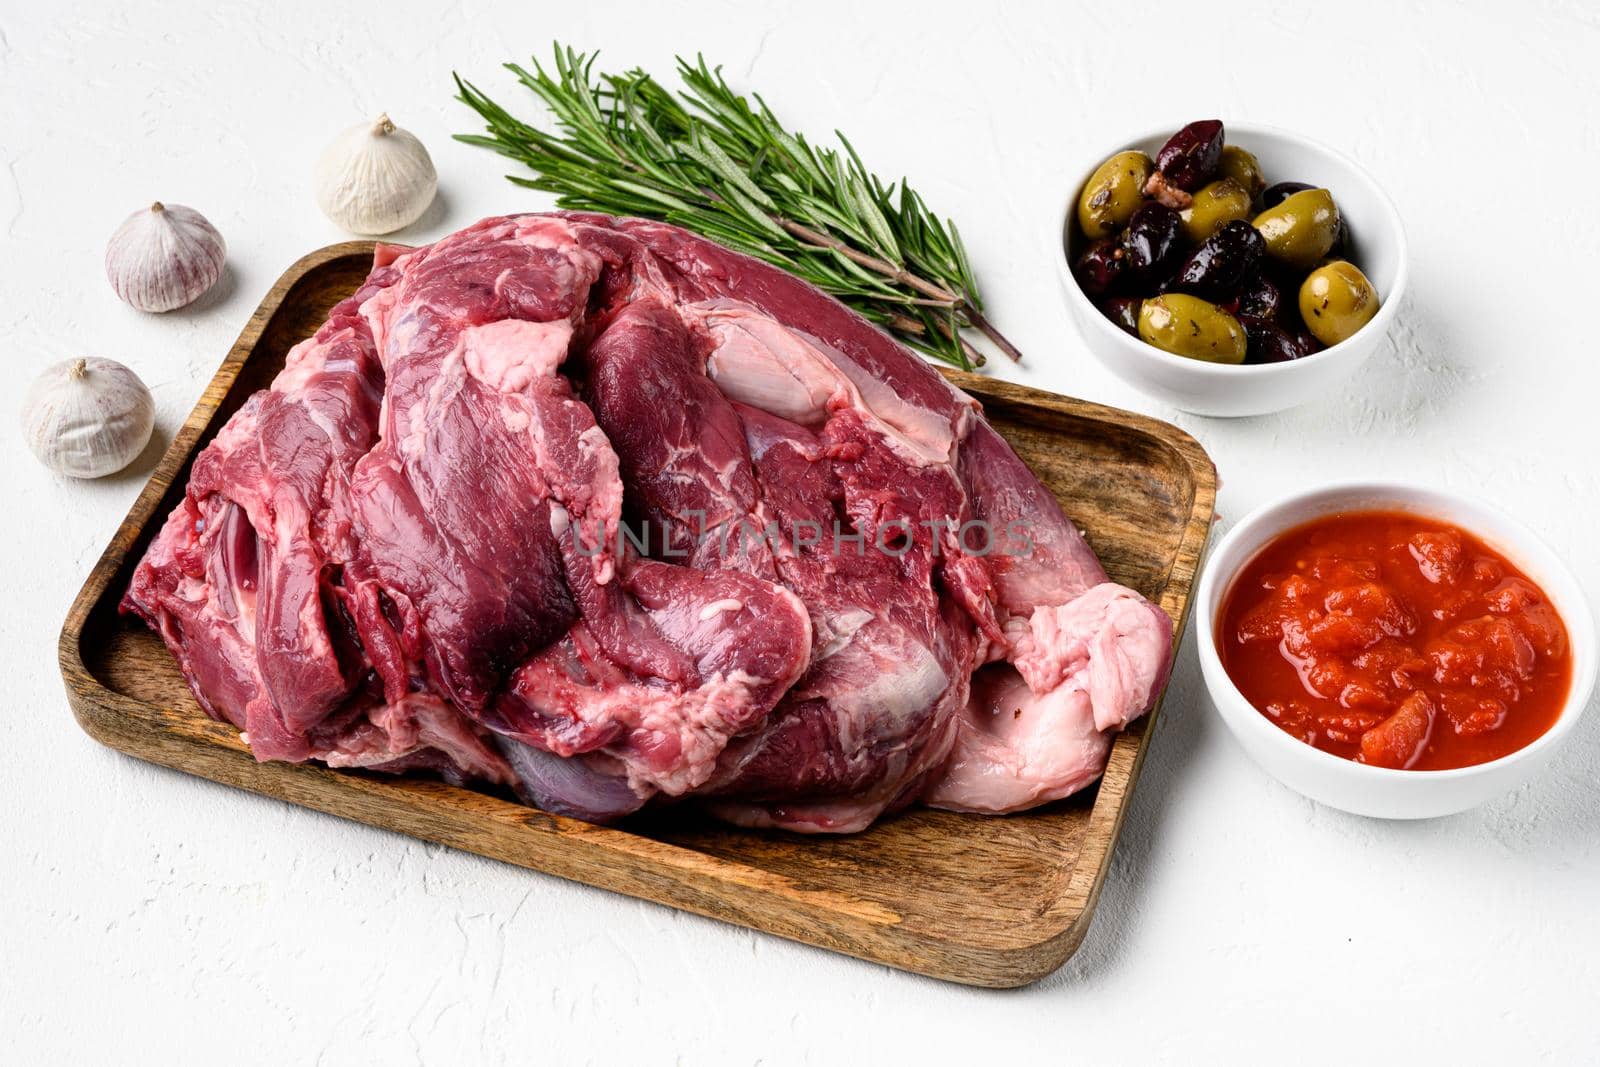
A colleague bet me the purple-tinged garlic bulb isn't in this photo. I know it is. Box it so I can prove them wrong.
[104,202,226,312]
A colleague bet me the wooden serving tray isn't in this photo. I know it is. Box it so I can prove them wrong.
[58,242,1216,987]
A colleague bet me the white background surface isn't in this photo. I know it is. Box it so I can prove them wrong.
[4,1,1597,1062]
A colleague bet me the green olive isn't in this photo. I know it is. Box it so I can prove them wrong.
[1137,294,1247,364]
[1251,188,1340,270]
[1179,178,1252,243]
[1217,145,1265,199]
[1299,260,1379,345]
[1077,151,1154,239]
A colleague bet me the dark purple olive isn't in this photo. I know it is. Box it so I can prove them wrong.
[1099,296,1141,336]
[1240,315,1306,364]
[1237,271,1283,321]
[1121,202,1184,283]
[1295,329,1326,357]
[1261,181,1315,210]
[1074,237,1128,296]
[1155,120,1224,192]
[1172,220,1266,300]
[1154,266,1189,295]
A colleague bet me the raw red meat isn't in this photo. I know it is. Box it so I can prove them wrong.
[121,213,1174,833]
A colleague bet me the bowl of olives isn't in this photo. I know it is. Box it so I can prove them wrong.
[1057,121,1407,417]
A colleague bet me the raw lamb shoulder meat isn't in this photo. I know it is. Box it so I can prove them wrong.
[122,213,1173,833]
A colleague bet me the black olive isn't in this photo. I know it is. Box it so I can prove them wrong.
[1171,221,1266,301]
[1099,295,1142,336]
[1074,237,1129,297]
[1240,315,1307,364]
[1295,328,1327,357]
[1121,202,1184,284]
[1237,271,1283,321]
[1261,181,1315,210]
[1155,120,1224,192]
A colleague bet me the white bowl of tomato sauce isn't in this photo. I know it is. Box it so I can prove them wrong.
[1197,482,1596,818]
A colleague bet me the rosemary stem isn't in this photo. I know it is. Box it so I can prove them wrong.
[927,311,988,369]
[776,219,959,306]
[965,307,1024,364]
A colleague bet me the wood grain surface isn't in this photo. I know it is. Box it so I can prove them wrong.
[57,242,1217,987]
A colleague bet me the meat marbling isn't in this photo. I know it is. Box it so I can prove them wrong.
[121,213,1173,833]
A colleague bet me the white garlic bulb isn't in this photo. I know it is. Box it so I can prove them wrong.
[315,113,437,235]
[22,357,155,478]
[105,202,227,312]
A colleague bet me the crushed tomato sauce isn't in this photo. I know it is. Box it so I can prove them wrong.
[1218,511,1571,770]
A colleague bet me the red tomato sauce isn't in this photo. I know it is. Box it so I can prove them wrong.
[1217,511,1571,770]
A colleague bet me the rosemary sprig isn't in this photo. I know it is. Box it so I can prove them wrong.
[454,45,1021,369]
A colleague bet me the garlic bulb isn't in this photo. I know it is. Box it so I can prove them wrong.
[105,202,226,312]
[22,358,155,478]
[315,113,437,235]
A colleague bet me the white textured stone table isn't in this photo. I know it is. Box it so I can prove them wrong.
[4,1,1596,1061]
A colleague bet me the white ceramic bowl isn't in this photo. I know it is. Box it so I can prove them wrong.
[1056,123,1408,417]
[1196,482,1596,818]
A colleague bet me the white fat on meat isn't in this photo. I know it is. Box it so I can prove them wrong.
[1008,583,1172,732]
[460,317,575,390]
[922,666,1113,814]
[925,583,1172,814]
[690,301,956,465]
[697,598,744,621]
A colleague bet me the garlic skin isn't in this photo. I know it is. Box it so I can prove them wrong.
[22,358,155,478]
[105,202,227,313]
[315,113,437,235]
